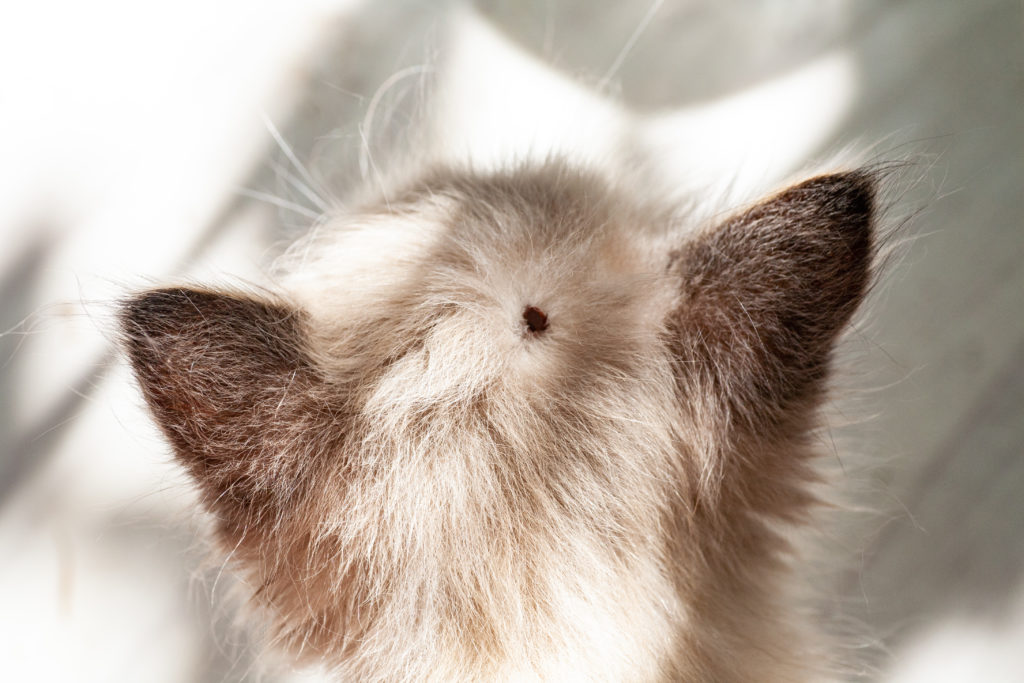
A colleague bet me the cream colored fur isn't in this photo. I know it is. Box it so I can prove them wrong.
[121,155,879,681]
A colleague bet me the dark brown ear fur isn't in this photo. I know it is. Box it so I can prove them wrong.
[120,288,333,520]
[656,173,877,679]
[670,172,875,437]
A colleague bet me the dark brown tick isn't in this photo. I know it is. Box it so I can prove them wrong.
[523,306,549,334]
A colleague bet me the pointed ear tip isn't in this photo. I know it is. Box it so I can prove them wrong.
[118,288,245,357]
[119,287,196,335]
[803,170,877,219]
[118,287,307,369]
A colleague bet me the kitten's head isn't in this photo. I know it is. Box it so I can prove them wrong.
[121,162,875,680]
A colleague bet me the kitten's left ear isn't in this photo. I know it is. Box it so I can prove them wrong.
[669,172,875,432]
[120,288,333,516]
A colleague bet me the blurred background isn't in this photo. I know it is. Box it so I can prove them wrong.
[1,0,1021,680]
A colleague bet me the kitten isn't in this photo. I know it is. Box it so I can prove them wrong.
[120,153,877,681]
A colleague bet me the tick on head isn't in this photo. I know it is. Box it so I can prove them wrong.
[522,305,549,334]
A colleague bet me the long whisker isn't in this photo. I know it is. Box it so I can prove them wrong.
[359,64,433,179]
[261,112,332,207]
[235,187,321,220]
[598,0,664,92]
[269,159,331,212]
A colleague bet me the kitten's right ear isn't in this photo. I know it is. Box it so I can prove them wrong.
[669,172,876,435]
[120,288,332,514]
